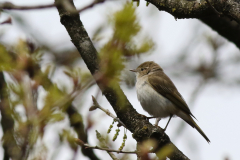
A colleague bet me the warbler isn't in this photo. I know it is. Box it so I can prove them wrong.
[130,61,210,142]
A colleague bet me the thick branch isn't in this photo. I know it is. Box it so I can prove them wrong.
[200,15,240,48]
[146,0,240,48]
[55,1,189,160]
[146,0,240,23]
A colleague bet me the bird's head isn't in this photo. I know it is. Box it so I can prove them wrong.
[130,61,163,78]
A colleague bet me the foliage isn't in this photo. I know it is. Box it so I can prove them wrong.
[98,2,155,108]
[99,2,154,86]
[0,39,92,159]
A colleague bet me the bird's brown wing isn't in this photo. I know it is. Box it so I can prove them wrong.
[148,74,195,118]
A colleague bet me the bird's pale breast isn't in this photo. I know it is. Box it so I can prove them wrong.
[136,76,177,118]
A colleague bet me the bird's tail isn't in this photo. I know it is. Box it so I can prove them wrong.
[184,115,210,143]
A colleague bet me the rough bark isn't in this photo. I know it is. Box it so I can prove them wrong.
[200,15,240,48]
[55,0,190,159]
[146,0,240,49]
[146,0,240,23]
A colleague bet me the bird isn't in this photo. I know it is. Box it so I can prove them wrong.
[130,61,210,143]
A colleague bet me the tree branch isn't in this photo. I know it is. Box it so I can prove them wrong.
[55,0,190,159]
[146,0,240,23]
[0,0,108,13]
[146,0,240,48]
[200,15,240,48]
[205,0,222,16]
[75,138,137,154]
[76,0,106,13]
[90,96,126,128]
[0,2,55,10]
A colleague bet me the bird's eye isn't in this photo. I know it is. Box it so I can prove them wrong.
[141,68,144,71]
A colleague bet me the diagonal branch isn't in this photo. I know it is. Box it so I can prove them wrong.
[200,15,240,49]
[55,0,190,159]
[146,0,240,24]
[146,0,240,49]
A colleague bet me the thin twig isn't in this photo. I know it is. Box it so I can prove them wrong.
[76,0,106,13]
[0,0,110,13]
[50,79,95,109]
[75,138,136,154]
[90,96,127,128]
[0,2,55,10]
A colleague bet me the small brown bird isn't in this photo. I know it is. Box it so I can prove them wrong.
[130,61,210,143]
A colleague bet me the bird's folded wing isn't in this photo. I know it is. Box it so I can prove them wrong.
[148,75,194,117]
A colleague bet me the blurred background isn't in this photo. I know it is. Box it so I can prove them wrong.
[0,0,240,160]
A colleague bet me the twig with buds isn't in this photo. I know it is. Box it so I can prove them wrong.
[75,138,136,154]
[90,96,126,128]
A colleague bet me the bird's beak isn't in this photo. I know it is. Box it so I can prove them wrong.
[130,69,137,72]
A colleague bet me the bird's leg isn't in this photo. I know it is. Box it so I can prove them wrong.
[163,115,173,131]
[154,118,161,126]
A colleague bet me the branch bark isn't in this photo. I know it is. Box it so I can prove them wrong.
[146,0,240,49]
[146,0,240,23]
[200,15,240,48]
[55,0,190,159]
